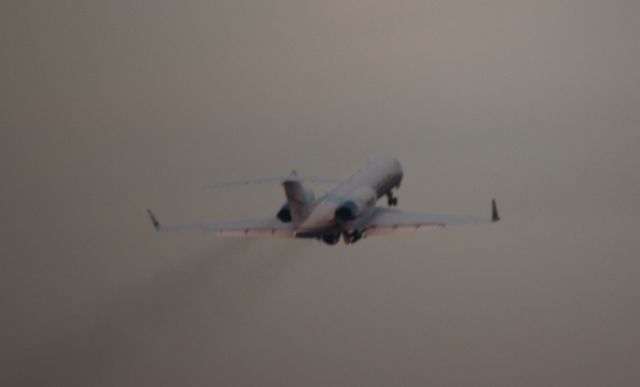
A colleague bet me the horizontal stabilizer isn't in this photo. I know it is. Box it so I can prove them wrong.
[205,171,342,189]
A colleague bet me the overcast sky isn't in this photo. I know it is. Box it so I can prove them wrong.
[2,1,640,386]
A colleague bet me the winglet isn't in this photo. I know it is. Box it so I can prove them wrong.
[147,209,161,230]
[491,199,500,223]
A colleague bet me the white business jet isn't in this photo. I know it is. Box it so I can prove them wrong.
[147,155,499,245]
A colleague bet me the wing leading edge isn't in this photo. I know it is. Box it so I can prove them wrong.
[363,199,500,236]
[146,209,295,238]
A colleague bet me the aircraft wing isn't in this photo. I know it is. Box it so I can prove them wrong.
[363,199,500,236]
[146,209,295,238]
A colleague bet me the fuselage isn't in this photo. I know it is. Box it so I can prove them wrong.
[295,155,403,238]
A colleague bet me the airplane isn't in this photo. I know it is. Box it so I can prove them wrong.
[147,155,500,245]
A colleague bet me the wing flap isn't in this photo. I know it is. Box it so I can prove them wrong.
[365,224,444,236]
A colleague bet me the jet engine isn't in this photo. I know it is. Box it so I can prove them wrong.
[334,186,376,221]
[276,203,292,223]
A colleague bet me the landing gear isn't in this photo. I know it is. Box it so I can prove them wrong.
[322,233,341,246]
[386,191,398,207]
[343,230,363,245]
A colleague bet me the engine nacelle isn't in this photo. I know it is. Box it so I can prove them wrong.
[277,203,292,223]
[322,233,341,245]
[334,186,376,221]
[335,200,359,221]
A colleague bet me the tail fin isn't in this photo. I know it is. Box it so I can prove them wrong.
[282,171,316,225]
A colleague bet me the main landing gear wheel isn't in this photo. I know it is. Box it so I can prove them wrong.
[322,233,341,245]
[343,230,363,245]
[386,192,398,207]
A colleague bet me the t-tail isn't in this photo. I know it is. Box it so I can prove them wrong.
[282,170,316,225]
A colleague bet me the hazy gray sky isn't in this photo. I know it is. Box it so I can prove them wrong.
[2,1,640,386]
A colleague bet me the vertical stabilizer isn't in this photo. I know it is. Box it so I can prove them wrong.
[282,171,315,225]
